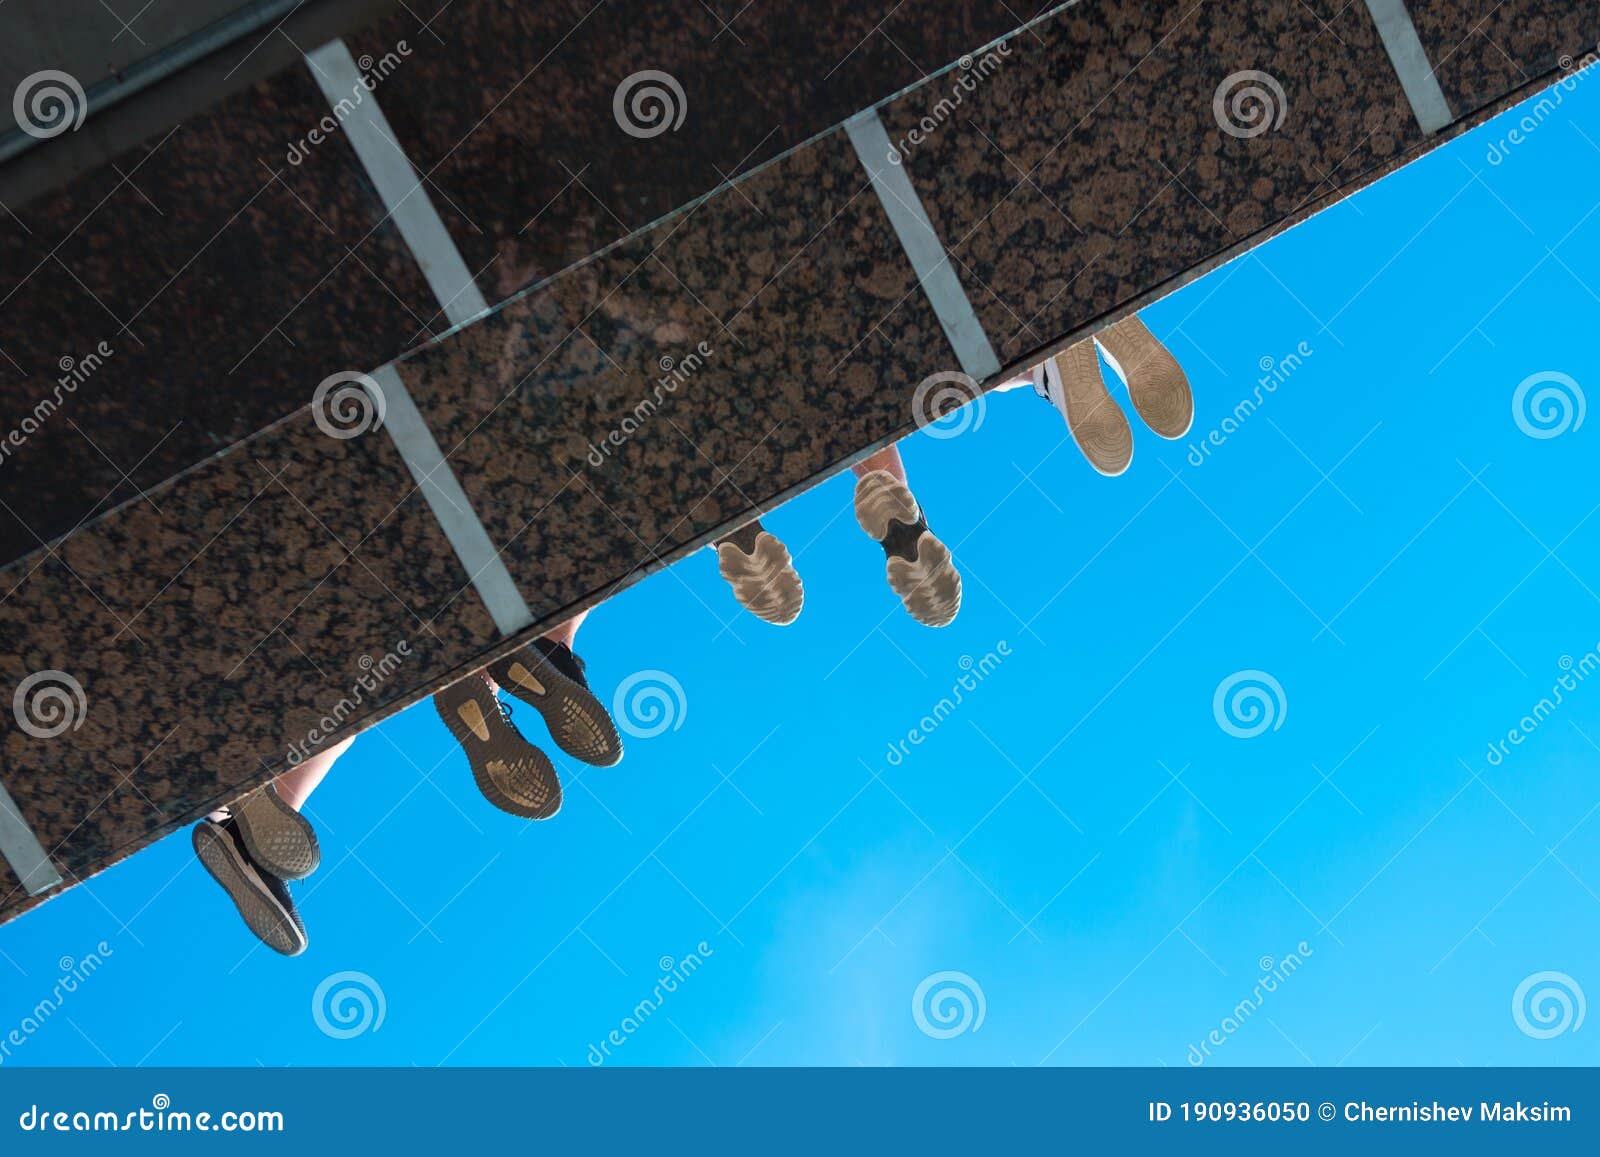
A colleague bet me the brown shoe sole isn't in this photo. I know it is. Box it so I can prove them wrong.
[435,677,562,819]
[1050,340,1134,476]
[486,649,623,768]
[193,822,307,957]
[232,782,320,880]
[1096,315,1194,439]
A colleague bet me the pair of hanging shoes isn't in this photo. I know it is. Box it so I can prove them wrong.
[1038,315,1193,476]
[713,470,961,631]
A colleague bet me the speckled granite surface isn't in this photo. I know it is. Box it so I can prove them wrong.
[0,64,445,567]
[2,0,1595,921]
[343,0,1031,298]
[393,129,946,617]
[1408,0,1600,115]
[879,0,1423,367]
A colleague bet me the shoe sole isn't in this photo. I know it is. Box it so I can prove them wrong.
[1048,341,1134,476]
[854,469,921,540]
[435,678,563,818]
[1096,315,1194,439]
[854,471,962,628]
[232,784,320,880]
[488,652,623,768]
[193,823,307,957]
[717,530,804,626]
[887,532,962,627]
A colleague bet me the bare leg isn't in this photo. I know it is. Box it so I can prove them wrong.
[852,444,907,483]
[208,736,352,822]
[540,607,590,650]
[275,736,353,811]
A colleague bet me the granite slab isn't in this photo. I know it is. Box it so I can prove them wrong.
[2,0,1593,924]
[878,0,1423,368]
[392,127,948,620]
[344,0,1035,298]
[1408,0,1600,117]
[0,405,496,908]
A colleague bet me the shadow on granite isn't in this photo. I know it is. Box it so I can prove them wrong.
[345,0,1034,300]
[0,64,445,567]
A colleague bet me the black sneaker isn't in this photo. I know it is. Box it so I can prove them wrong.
[435,674,562,818]
[487,640,623,767]
[714,519,804,626]
[228,782,320,880]
[193,817,308,957]
[853,470,962,628]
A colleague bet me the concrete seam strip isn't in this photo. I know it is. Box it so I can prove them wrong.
[307,38,529,636]
[304,38,490,327]
[364,365,534,636]
[1363,0,1455,134]
[0,779,61,896]
[843,108,1002,380]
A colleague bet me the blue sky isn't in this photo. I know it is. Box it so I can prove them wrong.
[6,77,1600,1068]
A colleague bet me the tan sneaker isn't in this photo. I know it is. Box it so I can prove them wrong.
[228,782,319,881]
[1043,339,1134,476]
[854,470,961,628]
[1095,315,1194,439]
[714,519,804,626]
